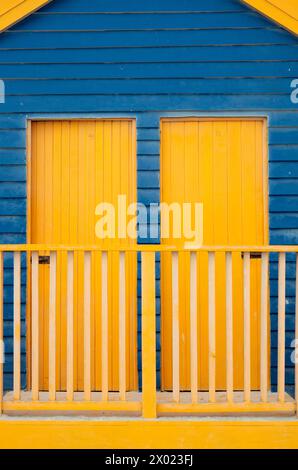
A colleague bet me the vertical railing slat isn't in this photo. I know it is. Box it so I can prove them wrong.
[84,251,91,401]
[208,252,216,403]
[31,252,39,401]
[296,254,298,416]
[13,251,21,401]
[66,251,74,402]
[190,252,198,404]
[142,251,157,418]
[226,252,233,403]
[101,251,108,402]
[119,251,126,401]
[260,252,269,403]
[49,251,57,401]
[0,253,3,413]
[172,252,180,403]
[243,252,251,403]
[278,252,286,403]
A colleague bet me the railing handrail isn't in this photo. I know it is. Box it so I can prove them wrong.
[0,244,298,253]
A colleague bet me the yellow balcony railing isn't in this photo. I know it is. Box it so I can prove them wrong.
[0,245,297,418]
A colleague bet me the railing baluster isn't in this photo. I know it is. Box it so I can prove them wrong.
[226,252,233,403]
[101,251,108,402]
[13,251,21,401]
[31,251,39,401]
[296,254,298,416]
[49,251,57,401]
[84,251,91,401]
[142,252,157,418]
[190,252,198,404]
[119,251,126,401]
[66,251,74,401]
[172,251,180,403]
[261,252,269,403]
[0,253,3,414]
[208,252,216,403]
[278,252,286,402]
[243,252,251,403]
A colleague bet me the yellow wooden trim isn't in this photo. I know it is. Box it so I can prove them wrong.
[2,244,298,253]
[157,402,295,414]
[2,401,141,412]
[242,0,298,35]
[141,252,157,419]
[1,419,298,449]
[0,0,52,33]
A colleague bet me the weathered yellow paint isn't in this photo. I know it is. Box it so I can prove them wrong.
[161,118,268,391]
[0,0,52,33]
[30,120,137,392]
[242,0,298,35]
[0,420,298,449]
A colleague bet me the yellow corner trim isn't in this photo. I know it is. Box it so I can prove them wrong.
[0,0,52,33]
[242,0,298,35]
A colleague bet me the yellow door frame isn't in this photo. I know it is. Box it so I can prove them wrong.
[25,118,137,391]
[159,116,269,391]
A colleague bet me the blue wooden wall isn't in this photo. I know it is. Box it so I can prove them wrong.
[0,0,297,392]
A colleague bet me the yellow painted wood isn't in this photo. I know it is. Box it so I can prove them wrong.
[296,254,298,417]
[84,252,91,401]
[0,1,52,33]
[1,419,298,449]
[225,252,233,403]
[261,252,269,402]
[66,251,74,402]
[30,120,137,393]
[119,252,126,401]
[242,0,298,35]
[0,253,3,414]
[208,252,216,403]
[31,251,39,401]
[49,251,56,401]
[141,252,157,419]
[278,252,286,402]
[161,119,267,391]
[243,253,251,403]
[13,252,21,401]
[190,252,198,404]
[101,252,108,401]
[172,252,180,403]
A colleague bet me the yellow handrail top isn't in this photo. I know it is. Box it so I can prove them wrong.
[0,244,297,253]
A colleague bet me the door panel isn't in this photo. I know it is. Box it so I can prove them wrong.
[161,119,267,391]
[31,120,137,392]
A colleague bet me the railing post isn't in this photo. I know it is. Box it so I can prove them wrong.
[141,251,156,419]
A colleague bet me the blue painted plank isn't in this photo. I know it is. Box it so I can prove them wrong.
[1,45,298,64]
[5,78,295,96]
[12,12,272,31]
[1,28,296,49]
[30,0,248,13]
[1,95,297,113]
[0,198,26,215]
[270,196,298,212]
[269,146,298,161]
[0,183,26,198]
[0,149,25,164]
[1,61,298,79]
[0,165,26,181]
[270,162,298,178]
[270,129,298,145]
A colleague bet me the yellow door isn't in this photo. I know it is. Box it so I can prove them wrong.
[161,118,268,391]
[30,120,137,392]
